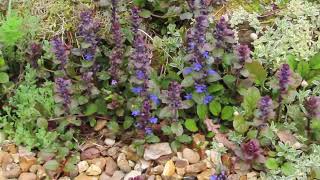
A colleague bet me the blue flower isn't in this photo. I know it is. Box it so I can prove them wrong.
[188,42,195,50]
[184,93,193,100]
[131,110,140,116]
[195,84,207,93]
[136,70,145,80]
[111,79,118,85]
[84,53,94,61]
[150,94,160,105]
[210,175,217,180]
[208,69,217,75]
[131,87,143,94]
[203,51,209,59]
[145,127,153,135]
[204,95,213,104]
[149,117,158,124]
[183,67,193,75]
[192,63,202,71]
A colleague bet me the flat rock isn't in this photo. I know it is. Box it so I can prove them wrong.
[110,171,125,180]
[117,153,131,173]
[197,169,212,180]
[162,160,175,177]
[105,157,118,176]
[99,172,111,180]
[81,148,100,160]
[104,138,115,146]
[183,148,200,164]
[18,172,36,180]
[151,165,164,175]
[144,143,172,160]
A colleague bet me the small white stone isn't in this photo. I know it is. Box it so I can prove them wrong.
[250,33,258,40]
[128,160,135,167]
[233,111,240,116]
[301,80,308,87]
[77,161,89,173]
[104,138,116,146]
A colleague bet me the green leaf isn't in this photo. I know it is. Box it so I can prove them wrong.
[37,118,48,129]
[297,61,310,79]
[281,162,296,176]
[123,116,134,130]
[209,101,221,116]
[233,115,249,133]
[192,93,204,104]
[240,87,261,116]
[176,134,192,144]
[197,104,208,120]
[146,134,160,143]
[223,75,236,88]
[0,72,9,83]
[133,0,146,6]
[44,160,60,171]
[245,61,267,85]
[265,158,279,170]
[287,54,297,70]
[181,76,194,87]
[170,140,181,152]
[107,121,120,133]
[184,119,198,132]
[208,84,224,93]
[310,53,320,69]
[159,106,173,119]
[180,12,193,20]
[161,125,172,135]
[171,122,183,136]
[84,103,97,116]
[139,9,151,18]
[221,106,234,120]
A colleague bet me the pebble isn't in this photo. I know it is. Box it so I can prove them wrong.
[151,165,164,175]
[74,173,99,180]
[19,156,37,172]
[197,169,212,180]
[144,143,172,160]
[110,171,125,180]
[183,148,200,164]
[175,159,189,168]
[107,147,120,159]
[94,120,107,131]
[88,158,107,170]
[105,157,118,176]
[124,170,141,180]
[3,163,21,178]
[176,167,186,176]
[162,160,175,177]
[81,148,100,160]
[18,172,36,180]
[59,177,71,180]
[99,172,111,180]
[86,164,102,176]
[77,161,89,173]
[185,162,207,174]
[104,138,115,146]
[117,153,131,173]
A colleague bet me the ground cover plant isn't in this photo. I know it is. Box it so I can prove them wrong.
[0,0,319,179]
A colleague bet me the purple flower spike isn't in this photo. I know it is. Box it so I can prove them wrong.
[214,16,235,50]
[51,38,69,68]
[258,96,275,122]
[236,44,251,64]
[55,77,72,108]
[150,94,160,105]
[305,96,320,119]
[278,64,291,97]
[241,139,265,163]
[109,0,124,84]
[192,63,202,71]
[78,10,100,61]
[167,81,183,109]
[145,127,153,135]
